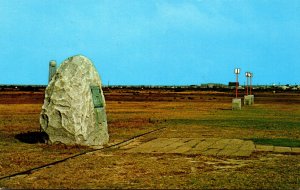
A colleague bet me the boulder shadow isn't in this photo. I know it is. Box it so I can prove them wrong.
[15,131,49,144]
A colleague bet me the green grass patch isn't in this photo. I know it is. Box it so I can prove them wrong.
[166,118,300,131]
[251,138,300,147]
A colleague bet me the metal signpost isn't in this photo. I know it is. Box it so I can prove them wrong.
[234,68,240,98]
[245,72,251,96]
[244,71,254,105]
[249,72,253,95]
[232,68,242,110]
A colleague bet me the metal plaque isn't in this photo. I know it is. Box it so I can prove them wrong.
[90,86,103,108]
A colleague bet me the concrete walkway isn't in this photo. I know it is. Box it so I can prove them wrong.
[124,138,300,157]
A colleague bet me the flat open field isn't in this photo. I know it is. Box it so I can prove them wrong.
[0,88,299,189]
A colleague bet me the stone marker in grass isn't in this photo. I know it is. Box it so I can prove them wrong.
[244,95,252,105]
[232,98,241,110]
[249,95,254,104]
[40,55,109,148]
[244,95,254,105]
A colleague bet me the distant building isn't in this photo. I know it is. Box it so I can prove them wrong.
[200,83,227,89]
[228,82,239,89]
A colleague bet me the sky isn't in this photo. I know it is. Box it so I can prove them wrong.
[0,0,299,86]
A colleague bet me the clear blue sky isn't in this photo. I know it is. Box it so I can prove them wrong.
[0,0,299,86]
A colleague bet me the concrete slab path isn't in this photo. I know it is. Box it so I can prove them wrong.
[124,138,300,157]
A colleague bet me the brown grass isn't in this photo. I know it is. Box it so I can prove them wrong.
[0,89,299,189]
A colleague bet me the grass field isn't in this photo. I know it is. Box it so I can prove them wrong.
[0,89,299,189]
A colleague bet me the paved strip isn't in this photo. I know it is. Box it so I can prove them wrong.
[154,138,187,153]
[217,148,239,156]
[255,145,274,152]
[274,146,291,153]
[201,139,233,156]
[125,138,298,157]
[291,147,300,153]
[209,139,232,149]
[202,148,220,156]
[168,139,200,154]
[186,138,219,154]
[231,150,253,157]
[217,139,244,156]
[240,141,255,150]
[127,138,256,157]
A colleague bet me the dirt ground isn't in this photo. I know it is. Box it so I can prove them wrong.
[0,88,299,189]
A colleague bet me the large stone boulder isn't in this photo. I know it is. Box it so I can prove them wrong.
[40,55,109,147]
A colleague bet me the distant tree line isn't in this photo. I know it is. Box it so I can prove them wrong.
[1,84,299,92]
